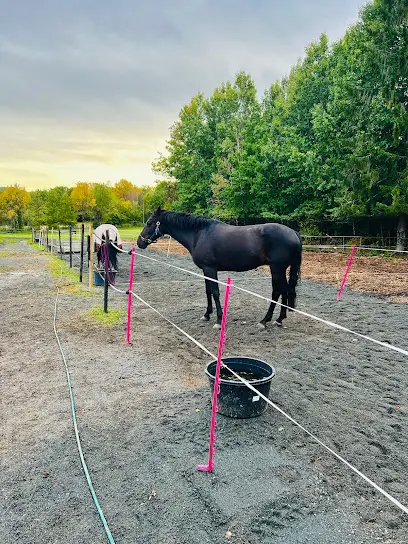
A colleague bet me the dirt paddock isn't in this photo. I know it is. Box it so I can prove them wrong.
[1,238,407,543]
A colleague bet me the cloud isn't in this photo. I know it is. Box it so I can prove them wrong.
[0,0,364,189]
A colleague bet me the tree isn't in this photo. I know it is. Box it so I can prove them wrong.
[311,0,408,248]
[151,0,407,246]
[113,179,138,202]
[47,187,76,226]
[208,72,262,220]
[254,34,334,227]
[153,92,215,214]
[71,182,96,221]
[145,180,178,210]
[25,190,48,227]
[0,185,30,228]
[93,183,113,224]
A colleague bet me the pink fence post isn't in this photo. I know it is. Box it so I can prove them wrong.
[337,244,357,301]
[197,276,233,473]
[126,248,136,344]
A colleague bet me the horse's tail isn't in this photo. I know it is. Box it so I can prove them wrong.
[288,235,302,310]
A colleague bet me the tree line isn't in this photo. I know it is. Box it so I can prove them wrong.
[153,0,408,248]
[0,179,176,229]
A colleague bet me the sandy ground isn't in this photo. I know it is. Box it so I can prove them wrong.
[1,239,407,543]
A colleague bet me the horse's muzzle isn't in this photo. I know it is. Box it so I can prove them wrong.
[137,236,149,250]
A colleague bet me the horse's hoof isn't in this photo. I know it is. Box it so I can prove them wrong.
[201,315,210,322]
[274,321,283,327]
[257,322,266,330]
[213,323,221,330]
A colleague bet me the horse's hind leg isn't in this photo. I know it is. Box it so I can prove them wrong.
[287,257,300,310]
[201,279,213,321]
[275,272,289,326]
[258,266,285,329]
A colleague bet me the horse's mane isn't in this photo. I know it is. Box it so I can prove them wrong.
[161,211,218,230]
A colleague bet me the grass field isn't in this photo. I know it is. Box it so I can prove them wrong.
[16,226,144,250]
[30,226,143,243]
[0,230,31,244]
[118,226,143,242]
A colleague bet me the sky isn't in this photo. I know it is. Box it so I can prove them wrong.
[0,0,366,191]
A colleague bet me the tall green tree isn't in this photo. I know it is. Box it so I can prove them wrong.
[153,92,215,214]
[46,187,76,226]
[25,189,48,227]
[146,180,178,210]
[93,183,113,224]
[208,72,262,220]
[257,34,334,227]
[312,0,408,247]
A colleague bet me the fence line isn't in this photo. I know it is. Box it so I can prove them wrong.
[127,250,408,358]
[55,235,408,357]
[105,280,408,516]
[94,229,408,255]
[302,244,408,254]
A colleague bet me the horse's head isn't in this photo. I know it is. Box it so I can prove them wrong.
[137,206,163,249]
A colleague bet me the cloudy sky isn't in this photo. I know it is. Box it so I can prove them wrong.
[0,0,365,190]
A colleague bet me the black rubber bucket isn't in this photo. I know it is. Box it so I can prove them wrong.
[205,356,275,418]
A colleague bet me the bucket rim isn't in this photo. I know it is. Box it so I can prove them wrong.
[205,356,275,387]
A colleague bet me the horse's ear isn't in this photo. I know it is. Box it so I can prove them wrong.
[157,205,162,213]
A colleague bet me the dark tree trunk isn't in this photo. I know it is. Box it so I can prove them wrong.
[396,215,407,252]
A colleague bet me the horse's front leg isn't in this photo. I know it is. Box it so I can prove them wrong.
[201,279,213,321]
[203,268,222,329]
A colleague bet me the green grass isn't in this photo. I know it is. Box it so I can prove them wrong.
[27,241,41,249]
[49,254,79,281]
[87,306,125,325]
[0,230,31,238]
[0,230,31,244]
[28,240,98,296]
[47,254,98,296]
[22,248,92,296]
[117,226,143,242]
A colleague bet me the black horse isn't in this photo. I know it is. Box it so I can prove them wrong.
[137,207,302,329]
